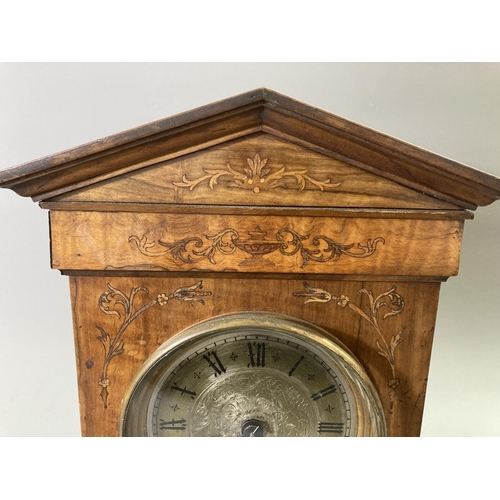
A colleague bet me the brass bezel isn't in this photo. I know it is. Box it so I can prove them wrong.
[120,312,386,437]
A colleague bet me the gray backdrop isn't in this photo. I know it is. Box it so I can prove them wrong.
[0,63,499,436]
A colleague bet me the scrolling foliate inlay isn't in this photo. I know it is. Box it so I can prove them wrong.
[129,228,385,269]
[96,281,211,408]
[294,283,405,410]
[173,153,341,194]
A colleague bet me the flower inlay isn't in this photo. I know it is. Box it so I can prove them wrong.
[294,283,405,410]
[96,281,211,408]
[173,153,341,194]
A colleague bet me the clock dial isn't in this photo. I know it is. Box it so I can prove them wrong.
[121,313,386,437]
[151,334,353,437]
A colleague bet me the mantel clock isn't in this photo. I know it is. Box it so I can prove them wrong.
[1,89,499,437]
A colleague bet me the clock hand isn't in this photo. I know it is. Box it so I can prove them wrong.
[241,419,264,436]
[250,425,260,437]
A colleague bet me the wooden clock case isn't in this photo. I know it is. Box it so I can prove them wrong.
[1,88,499,437]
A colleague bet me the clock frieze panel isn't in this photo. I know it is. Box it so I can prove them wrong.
[50,211,463,276]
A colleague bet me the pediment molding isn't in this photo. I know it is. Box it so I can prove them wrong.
[1,88,499,209]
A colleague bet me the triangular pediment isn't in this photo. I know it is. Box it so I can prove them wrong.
[50,134,462,210]
[1,88,499,210]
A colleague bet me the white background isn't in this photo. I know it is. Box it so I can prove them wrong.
[0,62,499,440]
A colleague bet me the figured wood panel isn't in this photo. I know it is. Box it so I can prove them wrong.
[69,276,438,437]
[51,211,464,277]
[51,134,461,210]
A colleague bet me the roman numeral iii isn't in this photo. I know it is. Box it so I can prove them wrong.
[318,422,344,434]
[159,418,187,431]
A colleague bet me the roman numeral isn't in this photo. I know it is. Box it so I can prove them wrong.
[288,355,305,376]
[203,351,227,376]
[171,382,196,399]
[247,342,266,367]
[318,422,344,434]
[311,385,337,400]
[159,418,187,431]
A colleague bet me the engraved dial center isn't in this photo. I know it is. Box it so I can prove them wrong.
[189,368,320,437]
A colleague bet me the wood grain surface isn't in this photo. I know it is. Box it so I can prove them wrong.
[51,134,461,210]
[70,276,439,437]
[50,211,464,277]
